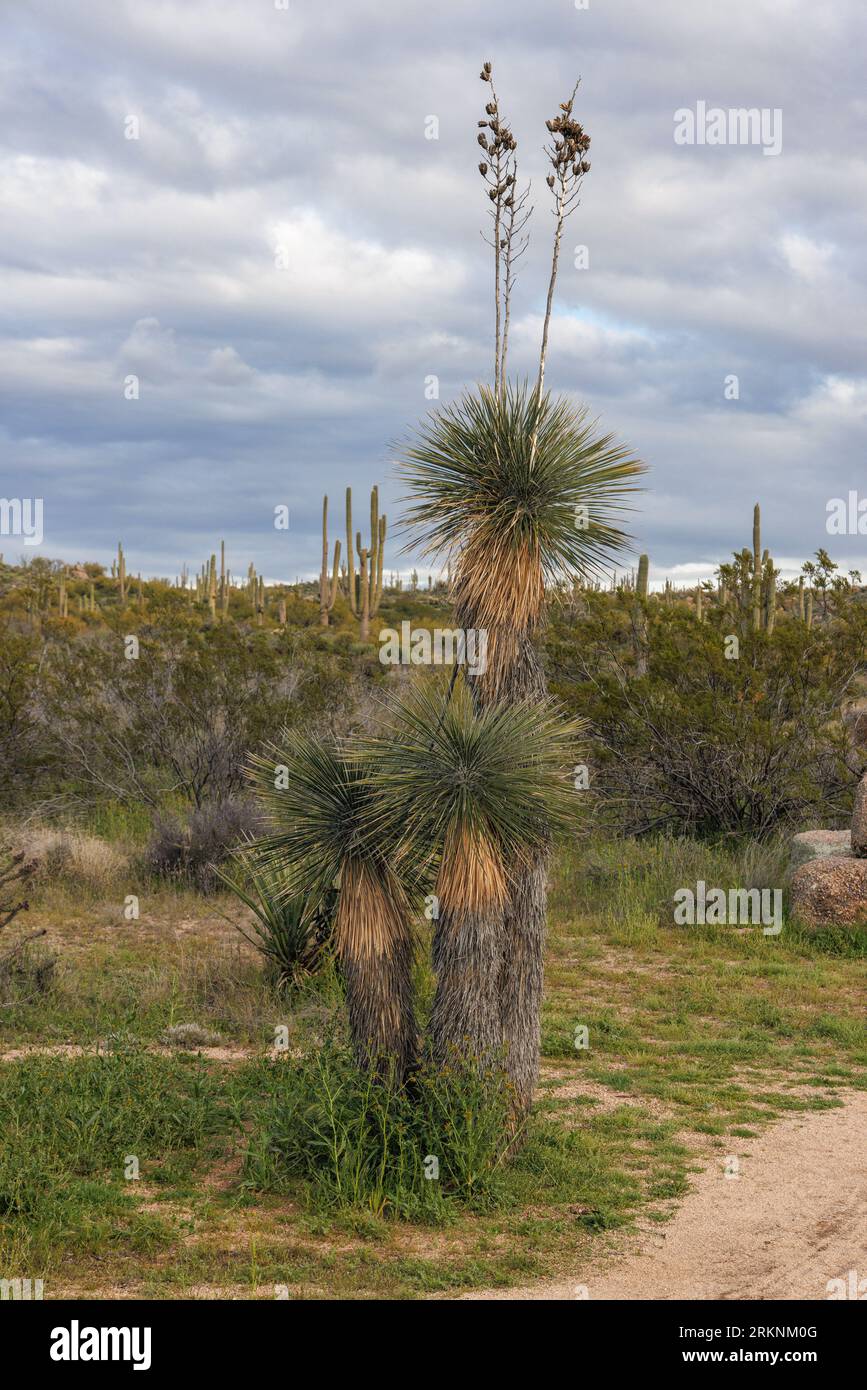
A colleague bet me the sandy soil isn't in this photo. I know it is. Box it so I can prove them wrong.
[0,1042,260,1061]
[460,1091,867,1301]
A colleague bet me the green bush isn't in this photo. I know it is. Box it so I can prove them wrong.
[549,598,867,838]
[241,1039,513,1220]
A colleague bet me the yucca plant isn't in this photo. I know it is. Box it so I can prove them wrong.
[399,383,644,702]
[398,384,642,1114]
[217,847,332,992]
[361,679,582,1070]
[247,735,418,1079]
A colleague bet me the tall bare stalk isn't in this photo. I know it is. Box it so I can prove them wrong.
[478,62,530,395]
[531,82,590,459]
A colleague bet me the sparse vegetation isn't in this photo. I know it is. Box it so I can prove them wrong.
[0,54,864,1305]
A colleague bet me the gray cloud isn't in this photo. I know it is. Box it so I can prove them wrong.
[1,0,865,583]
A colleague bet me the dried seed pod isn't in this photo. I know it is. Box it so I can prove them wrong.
[478,161,488,175]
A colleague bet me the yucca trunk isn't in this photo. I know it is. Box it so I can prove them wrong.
[457,601,550,1118]
[341,930,417,1081]
[336,861,418,1081]
[497,851,547,1117]
[496,643,549,1121]
[429,906,503,1068]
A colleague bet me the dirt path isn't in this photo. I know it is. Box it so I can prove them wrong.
[461,1091,867,1301]
[0,1043,259,1062]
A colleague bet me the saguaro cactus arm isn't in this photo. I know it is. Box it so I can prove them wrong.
[372,514,387,615]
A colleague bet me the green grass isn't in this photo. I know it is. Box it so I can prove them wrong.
[0,830,864,1298]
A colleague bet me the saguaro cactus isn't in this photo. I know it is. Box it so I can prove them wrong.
[751,504,762,632]
[117,542,126,605]
[208,554,217,619]
[632,553,649,676]
[319,496,341,627]
[344,487,357,615]
[763,554,776,634]
[220,541,229,619]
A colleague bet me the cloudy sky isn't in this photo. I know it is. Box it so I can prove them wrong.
[2,0,865,587]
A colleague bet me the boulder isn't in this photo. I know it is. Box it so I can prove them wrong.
[789,856,867,928]
[789,829,851,871]
[851,776,867,857]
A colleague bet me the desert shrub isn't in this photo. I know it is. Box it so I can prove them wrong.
[0,848,56,1003]
[41,624,338,810]
[144,798,261,893]
[218,853,333,991]
[0,625,47,807]
[241,1038,513,1220]
[12,828,127,897]
[549,601,867,839]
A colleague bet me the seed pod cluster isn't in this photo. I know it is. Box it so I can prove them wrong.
[544,96,591,183]
[477,71,518,201]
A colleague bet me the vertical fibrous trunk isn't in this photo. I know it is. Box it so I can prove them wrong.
[336,862,418,1081]
[459,599,548,1119]
[429,905,504,1069]
[341,932,417,1081]
[497,853,547,1113]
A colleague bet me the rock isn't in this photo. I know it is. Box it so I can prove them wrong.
[789,857,867,928]
[789,829,851,871]
[851,776,867,857]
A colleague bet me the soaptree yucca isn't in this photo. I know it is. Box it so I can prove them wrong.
[399,383,644,702]
[395,66,646,1118]
[247,735,418,1079]
[398,386,642,1110]
[361,679,582,1068]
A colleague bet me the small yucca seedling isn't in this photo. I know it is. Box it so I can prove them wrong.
[218,848,332,992]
